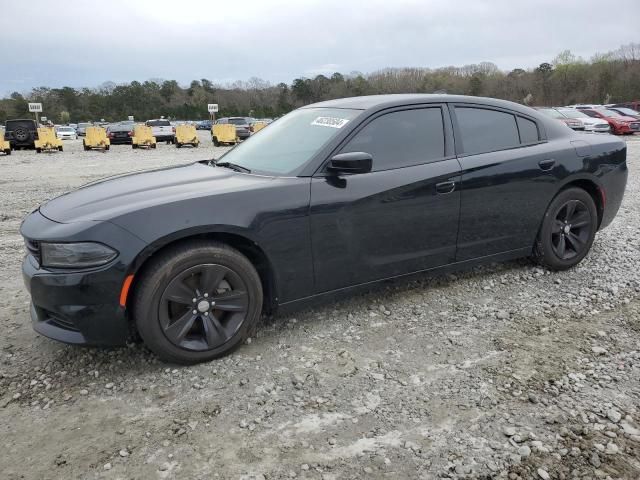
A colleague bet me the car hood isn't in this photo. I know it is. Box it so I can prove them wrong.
[39,162,275,224]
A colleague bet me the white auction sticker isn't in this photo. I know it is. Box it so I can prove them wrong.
[311,117,350,128]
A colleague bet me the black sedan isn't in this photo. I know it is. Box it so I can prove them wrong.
[106,123,134,144]
[20,94,628,364]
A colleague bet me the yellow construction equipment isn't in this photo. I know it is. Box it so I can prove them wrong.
[175,124,199,148]
[212,124,237,146]
[251,121,267,133]
[83,126,110,151]
[0,135,10,155]
[132,125,156,149]
[35,127,63,153]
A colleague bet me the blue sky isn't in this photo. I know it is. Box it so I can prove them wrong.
[1,0,638,96]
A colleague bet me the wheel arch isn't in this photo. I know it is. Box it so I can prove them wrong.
[126,228,278,316]
[555,176,604,229]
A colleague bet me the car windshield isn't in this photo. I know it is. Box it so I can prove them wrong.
[557,109,589,119]
[228,118,248,125]
[78,123,90,128]
[538,108,565,119]
[58,127,74,132]
[217,108,361,175]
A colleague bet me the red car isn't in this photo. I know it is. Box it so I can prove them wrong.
[581,108,640,135]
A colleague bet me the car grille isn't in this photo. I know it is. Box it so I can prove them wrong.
[24,238,41,263]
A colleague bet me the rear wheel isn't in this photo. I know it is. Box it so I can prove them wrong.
[133,241,263,364]
[132,144,138,149]
[4,149,10,155]
[36,148,41,153]
[533,188,597,270]
[212,137,219,147]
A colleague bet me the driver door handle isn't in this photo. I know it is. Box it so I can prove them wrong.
[435,181,456,194]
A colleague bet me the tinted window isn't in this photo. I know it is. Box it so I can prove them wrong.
[217,108,361,175]
[340,108,445,171]
[456,107,519,155]
[228,118,248,125]
[517,117,539,144]
[147,120,170,127]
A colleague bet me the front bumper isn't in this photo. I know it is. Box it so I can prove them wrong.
[24,255,130,346]
[20,210,147,346]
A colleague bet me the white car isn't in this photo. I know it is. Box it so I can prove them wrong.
[145,119,175,144]
[556,108,610,133]
[56,126,78,140]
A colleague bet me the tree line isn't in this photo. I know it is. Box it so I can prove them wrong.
[1,43,639,124]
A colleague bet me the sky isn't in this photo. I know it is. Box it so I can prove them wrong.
[1,0,638,96]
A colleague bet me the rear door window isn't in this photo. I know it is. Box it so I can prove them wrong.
[455,107,520,155]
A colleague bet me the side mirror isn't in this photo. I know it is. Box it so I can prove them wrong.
[327,152,372,174]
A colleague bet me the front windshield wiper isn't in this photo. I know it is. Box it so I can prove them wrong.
[213,160,251,173]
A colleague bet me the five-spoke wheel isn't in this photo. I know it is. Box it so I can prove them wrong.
[133,241,262,364]
[534,187,598,270]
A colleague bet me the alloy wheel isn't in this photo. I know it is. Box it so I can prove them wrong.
[550,199,592,260]
[159,264,249,351]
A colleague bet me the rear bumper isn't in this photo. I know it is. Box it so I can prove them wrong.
[109,137,132,144]
[600,162,628,230]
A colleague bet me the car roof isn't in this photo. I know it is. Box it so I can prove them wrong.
[303,94,539,116]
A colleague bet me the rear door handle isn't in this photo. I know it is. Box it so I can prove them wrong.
[538,159,556,171]
[435,181,456,194]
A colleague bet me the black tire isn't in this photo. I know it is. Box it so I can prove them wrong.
[176,143,182,148]
[36,148,41,153]
[212,137,220,147]
[4,149,10,155]
[151,143,157,149]
[533,187,598,271]
[58,146,63,152]
[132,144,138,149]
[133,241,263,364]
[105,145,110,151]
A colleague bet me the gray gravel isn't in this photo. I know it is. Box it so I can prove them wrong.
[0,133,639,479]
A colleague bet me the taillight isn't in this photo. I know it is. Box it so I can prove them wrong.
[108,133,113,138]
[128,131,133,136]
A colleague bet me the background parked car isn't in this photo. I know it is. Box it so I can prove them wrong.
[216,117,253,140]
[4,119,39,149]
[536,107,584,130]
[76,122,91,136]
[146,119,175,144]
[55,126,77,140]
[580,108,640,135]
[605,106,640,120]
[555,108,610,133]
[609,101,640,112]
[106,123,134,145]
[197,120,213,130]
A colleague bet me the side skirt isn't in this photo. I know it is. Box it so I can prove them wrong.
[276,247,532,315]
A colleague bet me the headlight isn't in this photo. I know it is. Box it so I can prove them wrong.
[40,242,118,268]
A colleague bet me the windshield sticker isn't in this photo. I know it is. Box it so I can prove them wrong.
[311,117,350,128]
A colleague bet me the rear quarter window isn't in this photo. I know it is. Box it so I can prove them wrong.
[517,117,540,144]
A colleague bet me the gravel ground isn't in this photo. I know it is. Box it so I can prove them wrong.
[0,132,639,480]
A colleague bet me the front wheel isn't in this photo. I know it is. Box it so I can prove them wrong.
[533,187,597,271]
[133,241,263,364]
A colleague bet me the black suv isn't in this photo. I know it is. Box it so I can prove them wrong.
[5,119,39,149]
